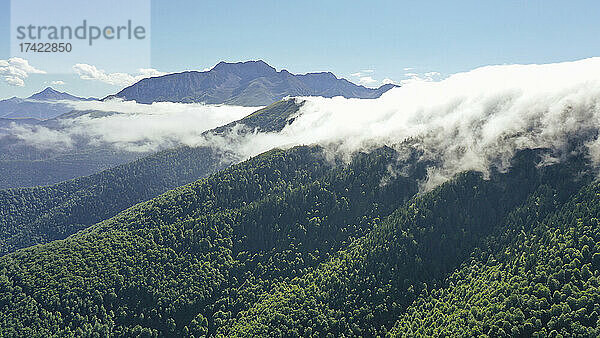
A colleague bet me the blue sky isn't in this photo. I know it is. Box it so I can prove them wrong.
[1,0,599,99]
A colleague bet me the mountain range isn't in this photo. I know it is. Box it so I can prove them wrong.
[0,87,96,120]
[106,60,397,105]
[0,61,396,189]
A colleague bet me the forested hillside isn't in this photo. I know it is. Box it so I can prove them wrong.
[224,150,592,337]
[0,146,227,255]
[0,88,297,191]
[0,143,597,336]
[0,100,300,255]
[389,170,600,336]
[0,145,423,336]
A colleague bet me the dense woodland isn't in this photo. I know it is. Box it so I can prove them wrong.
[1,137,600,336]
[390,176,600,336]
[0,145,421,336]
[0,147,143,189]
[225,149,593,337]
[0,145,228,256]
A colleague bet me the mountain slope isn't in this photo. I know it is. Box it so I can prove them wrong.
[0,100,301,255]
[0,128,146,190]
[107,60,396,106]
[389,172,600,336]
[0,145,422,336]
[0,150,145,190]
[0,146,227,255]
[223,150,591,337]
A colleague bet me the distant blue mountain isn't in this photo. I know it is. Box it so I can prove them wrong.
[106,60,397,106]
[0,87,96,120]
[27,87,96,102]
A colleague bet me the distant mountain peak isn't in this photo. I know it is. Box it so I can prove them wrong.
[0,88,96,120]
[28,87,58,99]
[40,86,59,93]
[26,87,96,102]
[28,87,72,101]
[108,60,397,106]
[213,59,271,67]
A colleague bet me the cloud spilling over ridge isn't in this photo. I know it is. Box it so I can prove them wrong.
[6,100,256,152]
[7,57,600,190]
[205,57,600,189]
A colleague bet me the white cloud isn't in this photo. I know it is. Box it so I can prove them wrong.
[400,70,442,86]
[0,57,46,87]
[5,77,25,87]
[10,123,73,149]
[50,80,65,85]
[403,67,414,71]
[7,100,257,152]
[358,76,378,86]
[382,78,399,85]
[352,69,394,87]
[73,64,167,86]
[137,68,166,78]
[351,69,374,77]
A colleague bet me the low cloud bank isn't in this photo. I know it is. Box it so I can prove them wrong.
[205,57,600,189]
[5,100,256,152]
[7,57,600,189]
